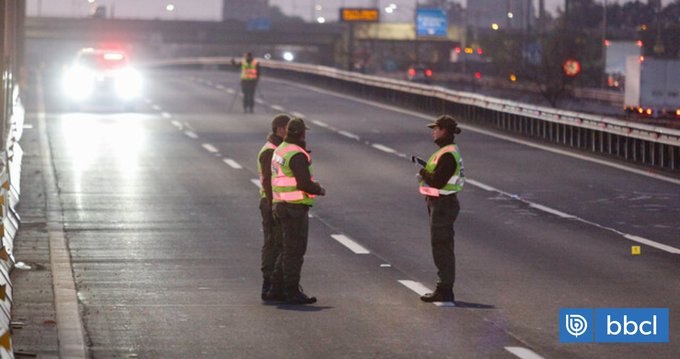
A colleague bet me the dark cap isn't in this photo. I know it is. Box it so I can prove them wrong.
[271,114,291,131]
[426,115,461,135]
[287,117,309,135]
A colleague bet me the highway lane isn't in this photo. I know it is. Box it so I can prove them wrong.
[31,69,679,358]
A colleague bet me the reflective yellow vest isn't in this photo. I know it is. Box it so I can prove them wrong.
[241,59,258,80]
[419,144,464,197]
[271,142,316,206]
[257,141,278,199]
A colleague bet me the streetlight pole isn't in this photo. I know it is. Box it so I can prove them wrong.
[601,0,607,88]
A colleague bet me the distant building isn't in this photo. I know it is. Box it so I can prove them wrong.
[222,0,269,21]
[466,0,534,31]
[648,0,661,12]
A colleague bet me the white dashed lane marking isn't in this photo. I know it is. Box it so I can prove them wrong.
[251,179,262,188]
[397,280,454,307]
[312,120,328,128]
[372,143,396,154]
[184,131,198,139]
[271,105,285,112]
[202,143,219,153]
[505,347,545,359]
[330,234,370,254]
[161,112,172,119]
[338,130,360,141]
[223,159,242,169]
[291,112,305,119]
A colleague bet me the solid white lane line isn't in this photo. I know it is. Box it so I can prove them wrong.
[223,159,242,169]
[505,347,545,359]
[184,131,198,139]
[465,179,498,192]
[312,120,328,128]
[624,234,680,254]
[251,179,262,188]
[528,203,575,219]
[372,143,396,154]
[202,143,219,153]
[468,179,680,254]
[330,234,370,254]
[273,79,680,255]
[271,105,285,112]
[338,130,360,141]
[291,112,305,119]
[279,79,680,186]
[161,112,172,119]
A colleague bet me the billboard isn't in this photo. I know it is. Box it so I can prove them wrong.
[416,8,447,37]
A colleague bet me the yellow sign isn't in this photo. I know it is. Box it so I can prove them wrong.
[631,246,641,255]
[340,8,379,22]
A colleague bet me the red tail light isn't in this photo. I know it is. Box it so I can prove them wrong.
[408,68,416,77]
[475,72,481,79]
[425,69,433,77]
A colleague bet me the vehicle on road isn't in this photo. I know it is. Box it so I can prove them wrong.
[624,57,680,118]
[407,64,433,84]
[62,48,143,110]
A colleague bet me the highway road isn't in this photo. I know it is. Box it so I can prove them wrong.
[18,68,680,358]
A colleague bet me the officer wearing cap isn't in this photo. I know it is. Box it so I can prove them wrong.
[417,115,464,304]
[268,118,326,304]
[258,114,291,301]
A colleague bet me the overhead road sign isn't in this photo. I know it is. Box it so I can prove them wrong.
[416,8,447,37]
[340,8,380,22]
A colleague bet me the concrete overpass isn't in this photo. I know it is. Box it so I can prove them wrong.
[24,17,343,68]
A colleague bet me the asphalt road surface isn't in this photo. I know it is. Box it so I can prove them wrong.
[22,69,680,358]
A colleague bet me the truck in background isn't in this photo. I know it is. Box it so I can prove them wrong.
[624,57,680,118]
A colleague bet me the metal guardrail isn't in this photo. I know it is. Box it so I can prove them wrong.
[145,57,680,172]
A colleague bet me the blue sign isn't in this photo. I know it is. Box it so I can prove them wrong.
[246,18,271,31]
[416,8,447,37]
[559,308,594,343]
[560,308,669,343]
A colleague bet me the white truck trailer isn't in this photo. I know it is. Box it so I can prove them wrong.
[624,57,680,118]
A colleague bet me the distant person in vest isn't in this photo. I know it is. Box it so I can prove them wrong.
[417,115,464,304]
[231,51,260,113]
[258,114,291,302]
[269,118,326,304]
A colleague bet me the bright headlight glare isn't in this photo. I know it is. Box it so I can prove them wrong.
[63,66,95,100]
[115,68,143,100]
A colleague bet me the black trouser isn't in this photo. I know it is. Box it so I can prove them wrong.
[426,194,460,288]
[241,80,257,111]
[259,197,283,284]
[272,202,309,290]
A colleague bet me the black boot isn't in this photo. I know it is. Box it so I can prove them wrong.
[261,278,271,301]
[284,286,317,305]
[420,286,454,303]
[263,283,286,302]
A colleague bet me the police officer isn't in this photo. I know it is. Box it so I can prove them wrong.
[231,52,260,113]
[258,114,291,301]
[417,115,464,303]
[269,118,325,304]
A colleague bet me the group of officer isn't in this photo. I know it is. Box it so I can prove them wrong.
[245,53,464,306]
